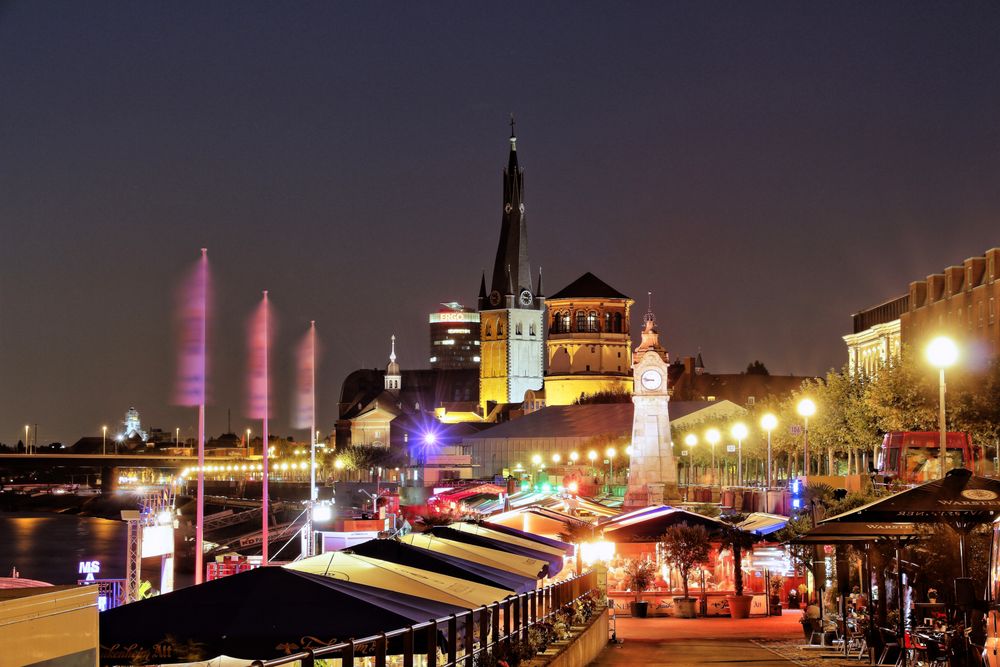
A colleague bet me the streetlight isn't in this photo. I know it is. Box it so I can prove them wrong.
[175,427,180,447]
[569,451,579,464]
[552,453,562,464]
[797,398,816,477]
[102,425,107,456]
[760,413,778,488]
[684,434,697,488]
[731,423,748,486]
[606,447,616,486]
[927,336,959,478]
[25,425,29,455]
[705,428,720,486]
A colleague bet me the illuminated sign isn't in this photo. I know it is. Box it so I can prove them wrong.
[141,525,174,558]
[429,312,480,324]
[726,445,737,453]
[79,560,101,582]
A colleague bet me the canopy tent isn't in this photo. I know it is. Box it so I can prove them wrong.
[287,551,512,608]
[400,533,548,579]
[346,538,536,593]
[737,512,790,537]
[486,507,591,540]
[447,521,575,556]
[428,526,564,575]
[789,520,922,544]
[601,507,731,542]
[100,567,454,665]
[599,504,672,527]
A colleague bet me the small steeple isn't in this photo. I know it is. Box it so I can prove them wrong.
[535,266,543,297]
[695,350,705,375]
[385,334,401,394]
[635,291,668,362]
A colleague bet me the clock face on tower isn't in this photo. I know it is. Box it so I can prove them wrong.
[640,369,662,391]
[519,289,533,306]
[489,290,502,307]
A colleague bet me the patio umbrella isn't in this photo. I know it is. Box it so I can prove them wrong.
[821,468,1000,576]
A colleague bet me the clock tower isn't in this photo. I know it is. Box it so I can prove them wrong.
[624,307,680,508]
[478,120,545,411]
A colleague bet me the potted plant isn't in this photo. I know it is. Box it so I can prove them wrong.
[768,575,784,615]
[622,559,656,618]
[722,522,757,619]
[660,523,711,618]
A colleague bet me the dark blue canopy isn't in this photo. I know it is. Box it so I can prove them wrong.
[429,526,563,575]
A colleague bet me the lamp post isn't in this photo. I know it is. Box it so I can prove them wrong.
[588,449,597,477]
[926,336,958,478]
[684,433,697,491]
[705,428,720,487]
[760,413,777,488]
[102,425,107,456]
[606,447,616,487]
[569,451,579,465]
[732,423,748,486]
[25,425,30,455]
[797,399,816,477]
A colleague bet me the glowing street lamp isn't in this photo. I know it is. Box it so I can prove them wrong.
[731,423,748,486]
[927,336,959,478]
[102,425,107,456]
[552,453,562,464]
[532,453,542,466]
[606,447,616,486]
[25,425,29,455]
[760,413,778,487]
[705,428,721,486]
[797,398,816,476]
[569,451,579,463]
[684,434,697,489]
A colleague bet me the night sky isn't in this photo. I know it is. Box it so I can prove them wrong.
[2,2,999,445]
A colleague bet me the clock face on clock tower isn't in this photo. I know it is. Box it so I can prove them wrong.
[640,368,662,391]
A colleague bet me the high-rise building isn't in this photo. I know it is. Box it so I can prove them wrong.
[477,123,545,409]
[429,303,481,370]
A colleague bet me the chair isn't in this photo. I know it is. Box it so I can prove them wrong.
[877,627,900,666]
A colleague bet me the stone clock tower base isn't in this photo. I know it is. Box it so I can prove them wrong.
[623,310,681,510]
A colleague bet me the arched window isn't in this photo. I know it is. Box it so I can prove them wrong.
[604,312,612,332]
[497,322,504,336]
[485,323,493,337]
[560,312,571,333]
[529,323,536,337]
[515,322,522,336]
[575,311,586,332]
[614,312,623,333]
[587,311,598,333]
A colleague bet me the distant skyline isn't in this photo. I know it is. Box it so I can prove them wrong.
[2,2,999,443]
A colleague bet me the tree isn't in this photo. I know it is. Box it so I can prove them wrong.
[575,386,632,404]
[621,559,656,605]
[660,523,711,600]
[746,360,769,375]
[720,519,757,597]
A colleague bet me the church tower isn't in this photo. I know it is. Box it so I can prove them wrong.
[624,303,680,508]
[478,121,545,411]
[384,335,401,395]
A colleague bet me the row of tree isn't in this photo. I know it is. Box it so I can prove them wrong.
[673,348,1000,478]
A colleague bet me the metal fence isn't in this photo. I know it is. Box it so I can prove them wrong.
[251,571,598,667]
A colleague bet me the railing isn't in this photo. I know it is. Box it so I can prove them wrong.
[251,571,598,667]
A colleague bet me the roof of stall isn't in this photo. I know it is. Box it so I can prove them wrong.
[737,512,789,536]
[601,506,733,542]
[286,551,511,608]
[428,526,565,575]
[448,521,575,555]
[400,533,549,579]
[100,567,453,664]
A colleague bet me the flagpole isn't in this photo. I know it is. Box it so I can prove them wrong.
[309,320,317,556]
[195,248,207,585]
[261,290,270,564]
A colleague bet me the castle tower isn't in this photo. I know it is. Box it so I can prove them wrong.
[624,303,680,508]
[478,120,545,410]
[385,335,401,395]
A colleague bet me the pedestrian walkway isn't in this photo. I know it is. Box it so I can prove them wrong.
[589,611,803,667]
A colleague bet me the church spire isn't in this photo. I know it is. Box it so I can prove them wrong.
[487,119,533,307]
[385,334,401,394]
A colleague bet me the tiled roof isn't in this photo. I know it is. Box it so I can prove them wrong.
[549,272,630,300]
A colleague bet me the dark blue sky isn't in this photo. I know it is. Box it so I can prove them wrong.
[2,2,999,444]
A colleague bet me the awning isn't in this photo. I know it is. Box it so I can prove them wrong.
[482,515,582,552]
[400,533,548,579]
[428,526,564,575]
[789,521,923,545]
[287,551,512,608]
[737,512,789,536]
[346,539,535,593]
[446,521,574,556]
[601,507,733,542]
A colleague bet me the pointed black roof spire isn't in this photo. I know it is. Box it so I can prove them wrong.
[487,119,533,306]
[535,266,543,297]
[478,271,487,299]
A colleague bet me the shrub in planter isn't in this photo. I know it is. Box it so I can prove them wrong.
[722,521,757,619]
[660,523,711,618]
[622,559,656,618]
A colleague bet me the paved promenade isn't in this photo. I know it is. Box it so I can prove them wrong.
[589,611,804,667]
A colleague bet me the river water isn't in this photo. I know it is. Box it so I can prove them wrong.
[0,512,191,589]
